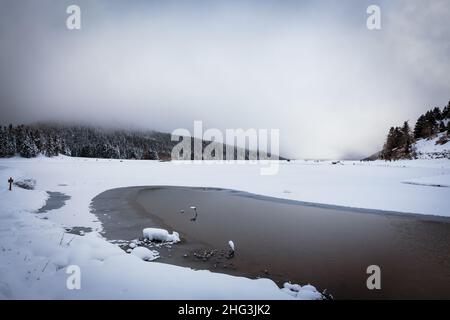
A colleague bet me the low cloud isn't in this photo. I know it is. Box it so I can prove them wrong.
[1,0,449,159]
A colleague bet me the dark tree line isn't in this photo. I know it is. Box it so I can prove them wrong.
[0,124,177,160]
[0,123,276,160]
[380,101,450,160]
[381,121,413,160]
[413,105,450,139]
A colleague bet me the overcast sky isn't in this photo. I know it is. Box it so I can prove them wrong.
[1,0,449,159]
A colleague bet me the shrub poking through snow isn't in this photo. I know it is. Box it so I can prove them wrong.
[143,228,180,243]
[130,246,160,261]
[13,178,36,190]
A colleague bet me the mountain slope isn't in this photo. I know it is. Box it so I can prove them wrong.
[414,132,450,159]
[370,101,450,160]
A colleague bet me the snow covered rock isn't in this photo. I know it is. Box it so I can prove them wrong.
[281,282,324,300]
[143,228,180,243]
[130,246,160,261]
[129,242,137,249]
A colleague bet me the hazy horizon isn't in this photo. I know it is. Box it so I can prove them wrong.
[1,0,449,159]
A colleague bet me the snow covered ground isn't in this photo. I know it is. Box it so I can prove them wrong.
[414,132,450,159]
[1,156,449,299]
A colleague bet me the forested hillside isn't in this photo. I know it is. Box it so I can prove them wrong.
[379,101,450,160]
[0,123,275,160]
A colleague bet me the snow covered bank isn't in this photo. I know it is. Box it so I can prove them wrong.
[1,156,449,299]
[1,156,449,221]
[0,158,326,299]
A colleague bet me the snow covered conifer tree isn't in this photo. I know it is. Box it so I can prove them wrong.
[0,127,7,157]
[432,107,442,121]
[414,115,426,139]
[401,121,413,157]
[4,125,17,156]
[19,134,39,158]
[442,102,450,119]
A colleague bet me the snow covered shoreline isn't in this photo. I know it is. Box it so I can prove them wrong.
[2,156,450,222]
[1,156,449,299]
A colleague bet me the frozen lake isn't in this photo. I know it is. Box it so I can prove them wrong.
[92,186,450,299]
